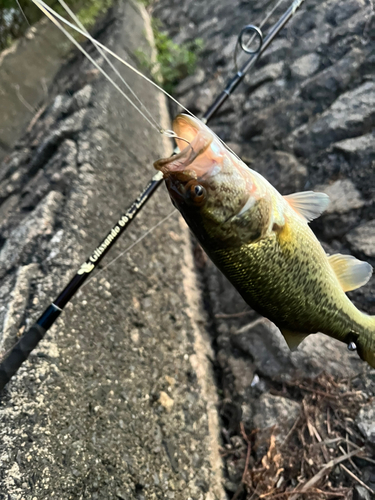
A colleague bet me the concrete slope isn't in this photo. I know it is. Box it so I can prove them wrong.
[0,2,224,499]
[0,18,71,163]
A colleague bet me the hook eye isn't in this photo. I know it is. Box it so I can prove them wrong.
[238,25,263,55]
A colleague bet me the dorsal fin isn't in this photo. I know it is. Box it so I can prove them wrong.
[328,253,373,292]
[284,191,330,222]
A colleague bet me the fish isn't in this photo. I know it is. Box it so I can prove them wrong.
[154,114,375,368]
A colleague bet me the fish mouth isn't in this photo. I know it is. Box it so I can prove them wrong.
[154,114,220,181]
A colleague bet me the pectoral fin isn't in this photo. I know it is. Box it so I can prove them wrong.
[280,328,309,351]
[328,254,373,292]
[284,191,330,222]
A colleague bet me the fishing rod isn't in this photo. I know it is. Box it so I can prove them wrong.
[0,0,307,391]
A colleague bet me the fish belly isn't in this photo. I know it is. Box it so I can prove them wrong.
[207,224,355,339]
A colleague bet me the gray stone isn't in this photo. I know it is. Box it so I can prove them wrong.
[353,485,372,500]
[174,68,205,96]
[243,78,286,111]
[221,35,237,62]
[25,109,86,179]
[317,179,365,214]
[356,402,375,445]
[0,165,28,204]
[334,134,375,155]
[0,194,20,223]
[256,150,308,195]
[300,47,367,107]
[287,8,319,38]
[232,320,364,382]
[297,25,330,55]
[293,81,375,156]
[253,393,300,434]
[346,220,375,258]
[226,356,255,396]
[0,148,30,184]
[244,61,284,91]
[330,7,371,43]
[326,0,366,25]
[0,275,16,347]
[291,53,321,79]
[260,38,291,64]
[65,84,93,114]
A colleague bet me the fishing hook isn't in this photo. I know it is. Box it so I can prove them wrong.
[163,129,191,146]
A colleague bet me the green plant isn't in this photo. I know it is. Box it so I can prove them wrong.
[73,0,113,30]
[136,20,203,93]
[0,0,113,50]
[137,0,154,7]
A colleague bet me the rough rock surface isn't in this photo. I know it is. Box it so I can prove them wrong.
[356,402,375,445]
[0,3,224,499]
[252,393,300,437]
[152,0,375,495]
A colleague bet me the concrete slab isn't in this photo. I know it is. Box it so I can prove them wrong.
[0,3,224,499]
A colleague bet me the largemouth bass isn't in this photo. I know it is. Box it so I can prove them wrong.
[154,114,375,368]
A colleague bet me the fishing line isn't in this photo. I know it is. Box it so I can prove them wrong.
[260,0,286,29]
[30,0,239,156]
[15,0,30,26]
[37,0,248,164]
[56,0,162,133]
[234,0,285,68]
[82,210,177,289]
[31,0,164,135]
[31,0,195,133]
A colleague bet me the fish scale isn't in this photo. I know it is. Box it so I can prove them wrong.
[207,217,363,338]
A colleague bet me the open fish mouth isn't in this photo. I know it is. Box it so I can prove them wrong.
[154,114,221,180]
[173,114,208,151]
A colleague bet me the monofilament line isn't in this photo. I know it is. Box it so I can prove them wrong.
[31,0,164,134]
[259,0,286,29]
[16,0,30,26]
[56,0,161,133]
[33,0,235,158]
[82,210,177,289]
[31,0,196,134]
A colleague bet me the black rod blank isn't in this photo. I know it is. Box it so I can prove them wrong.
[0,0,307,391]
[0,173,163,389]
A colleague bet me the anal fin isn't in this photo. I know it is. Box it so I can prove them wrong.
[280,328,309,351]
[328,253,373,292]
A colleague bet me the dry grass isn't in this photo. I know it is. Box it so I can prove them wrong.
[222,375,374,500]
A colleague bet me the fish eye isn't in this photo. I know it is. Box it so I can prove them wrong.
[188,182,206,206]
[194,185,204,196]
